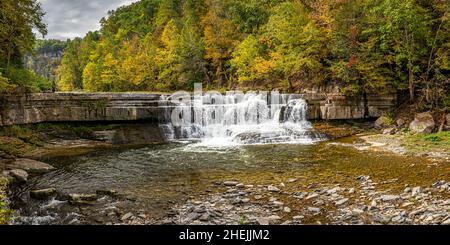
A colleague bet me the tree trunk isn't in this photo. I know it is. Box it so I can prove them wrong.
[408,66,414,102]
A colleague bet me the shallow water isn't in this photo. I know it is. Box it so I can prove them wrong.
[13,137,449,224]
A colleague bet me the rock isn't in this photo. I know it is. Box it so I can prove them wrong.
[352,209,364,215]
[383,127,396,135]
[305,193,319,200]
[335,198,349,206]
[375,116,391,128]
[267,215,281,221]
[307,207,321,213]
[223,181,239,186]
[8,158,55,174]
[199,213,210,221]
[236,183,244,188]
[68,193,97,205]
[121,212,133,221]
[396,118,406,127]
[411,187,422,197]
[326,187,340,195]
[187,212,201,221]
[381,195,400,202]
[9,169,29,182]
[254,195,263,200]
[348,188,355,194]
[409,112,435,134]
[442,218,450,225]
[273,201,284,206]
[283,207,291,213]
[257,218,269,225]
[267,185,280,192]
[404,187,411,193]
[96,189,118,197]
[30,188,57,200]
[293,215,304,220]
[287,178,298,183]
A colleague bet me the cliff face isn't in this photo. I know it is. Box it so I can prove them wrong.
[0,90,396,126]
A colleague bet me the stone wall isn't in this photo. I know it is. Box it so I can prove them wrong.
[0,90,396,126]
[0,93,164,126]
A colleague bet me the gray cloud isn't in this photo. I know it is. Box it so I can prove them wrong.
[37,0,139,40]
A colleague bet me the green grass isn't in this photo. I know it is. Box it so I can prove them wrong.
[0,177,12,225]
[401,131,450,154]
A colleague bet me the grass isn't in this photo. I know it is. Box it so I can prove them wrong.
[0,177,12,225]
[401,131,450,154]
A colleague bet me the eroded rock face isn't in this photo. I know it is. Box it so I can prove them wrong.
[409,112,435,134]
[0,90,396,125]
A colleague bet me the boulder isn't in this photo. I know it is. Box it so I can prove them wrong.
[409,112,435,134]
[30,188,57,200]
[374,116,391,128]
[7,158,55,174]
[8,169,29,183]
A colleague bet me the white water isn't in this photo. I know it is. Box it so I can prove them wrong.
[160,92,326,147]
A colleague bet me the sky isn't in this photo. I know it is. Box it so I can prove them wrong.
[37,0,139,40]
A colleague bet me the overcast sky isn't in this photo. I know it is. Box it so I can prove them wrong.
[37,0,139,40]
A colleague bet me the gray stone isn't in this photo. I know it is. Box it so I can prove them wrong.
[267,185,280,192]
[8,158,55,174]
[30,188,57,200]
[283,207,291,213]
[307,207,321,213]
[121,212,133,221]
[335,198,349,206]
[273,201,284,206]
[381,195,400,202]
[8,169,28,182]
[257,218,269,225]
[306,193,319,200]
[187,212,201,221]
[409,112,435,134]
[411,187,422,197]
[223,181,239,186]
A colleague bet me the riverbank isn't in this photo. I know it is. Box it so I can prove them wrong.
[1,121,449,225]
[361,132,450,160]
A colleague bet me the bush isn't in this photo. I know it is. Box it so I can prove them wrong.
[0,67,51,93]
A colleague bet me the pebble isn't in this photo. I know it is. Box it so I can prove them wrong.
[348,188,355,194]
[381,195,400,202]
[288,178,298,183]
[411,187,422,197]
[273,201,284,206]
[283,207,291,213]
[223,181,239,186]
[305,193,319,200]
[307,207,321,213]
[335,198,349,206]
[121,212,133,221]
[267,185,280,192]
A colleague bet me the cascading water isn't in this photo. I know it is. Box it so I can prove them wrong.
[159,92,326,147]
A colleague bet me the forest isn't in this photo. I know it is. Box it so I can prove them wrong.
[1,0,449,110]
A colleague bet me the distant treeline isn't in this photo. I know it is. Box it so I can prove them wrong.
[57,0,449,110]
[0,0,448,110]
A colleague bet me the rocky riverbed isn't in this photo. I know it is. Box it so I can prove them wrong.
[150,176,450,225]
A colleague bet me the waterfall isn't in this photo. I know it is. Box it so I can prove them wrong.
[159,92,326,146]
